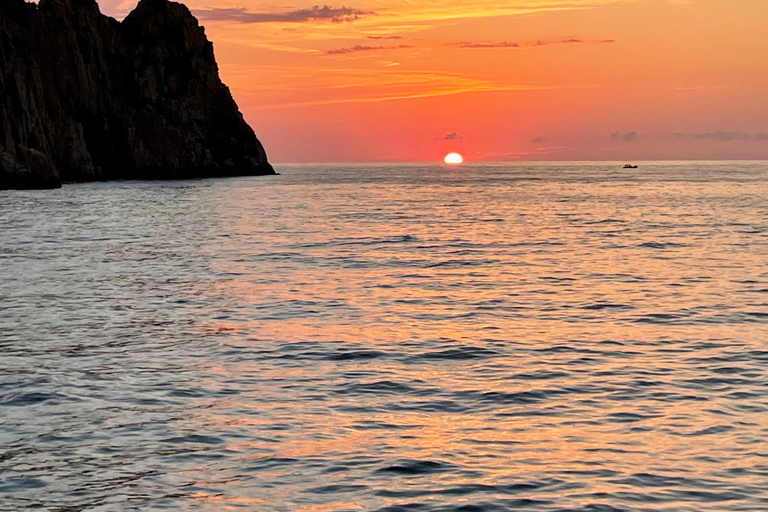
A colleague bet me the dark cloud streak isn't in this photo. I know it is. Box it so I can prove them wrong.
[194,5,374,24]
[611,131,638,142]
[455,38,613,49]
[695,131,749,142]
[458,41,521,49]
[326,44,414,55]
[691,131,768,142]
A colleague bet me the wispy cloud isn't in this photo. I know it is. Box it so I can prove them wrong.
[441,132,463,140]
[193,0,631,47]
[563,38,615,43]
[225,65,557,109]
[455,38,614,49]
[326,44,414,55]
[196,0,633,34]
[476,145,577,159]
[611,131,638,141]
[323,37,615,56]
[694,131,750,142]
[369,0,632,26]
[194,5,374,24]
[458,41,521,49]
[659,132,768,142]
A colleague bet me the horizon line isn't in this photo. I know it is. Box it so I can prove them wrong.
[269,159,768,165]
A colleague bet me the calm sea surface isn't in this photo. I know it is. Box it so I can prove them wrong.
[1,162,767,511]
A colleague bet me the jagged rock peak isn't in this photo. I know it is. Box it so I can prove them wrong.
[0,0,273,190]
[38,0,101,15]
[132,0,188,14]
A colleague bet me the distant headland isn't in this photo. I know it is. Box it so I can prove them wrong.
[0,0,274,190]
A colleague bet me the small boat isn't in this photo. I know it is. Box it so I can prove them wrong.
[623,164,638,169]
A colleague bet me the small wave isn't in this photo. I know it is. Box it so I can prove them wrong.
[386,400,469,413]
[584,218,627,225]
[340,380,417,395]
[674,425,736,436]
[327,350,386,361]
[669,489,746,502]
[0,392,69,407]
[375,459,455,475]
[245,457,300,470]
[533,345,601,354]
[376,500,552,512]
[632,312,690,324]
[161,434,224,445]
[0,478,48,493]
[582,303,633,310]
[507,370,569,381]
[606,412,659,423]
[425,259,501,269]
[465,389,561,405]
[413,347,499,361]
[307,484,369,494]
[610,472,707,488]
[638,241,688,249]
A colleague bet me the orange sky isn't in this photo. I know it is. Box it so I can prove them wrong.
[100,0,767,163]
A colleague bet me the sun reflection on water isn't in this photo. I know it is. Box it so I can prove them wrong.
[174,164,768,511]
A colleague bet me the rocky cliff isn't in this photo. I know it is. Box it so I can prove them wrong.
[0,0,274,189]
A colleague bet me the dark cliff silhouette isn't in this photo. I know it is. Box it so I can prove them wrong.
[0,0,274,189]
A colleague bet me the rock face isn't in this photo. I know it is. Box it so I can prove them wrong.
[0,0,274,189]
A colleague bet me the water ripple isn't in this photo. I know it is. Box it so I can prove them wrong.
[1,162,767,511]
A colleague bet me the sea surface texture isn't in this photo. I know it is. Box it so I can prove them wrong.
[1,162,767,511]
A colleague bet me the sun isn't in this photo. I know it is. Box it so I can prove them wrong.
[444,152,464,165]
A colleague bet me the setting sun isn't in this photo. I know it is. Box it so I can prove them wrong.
[444,153,464,165]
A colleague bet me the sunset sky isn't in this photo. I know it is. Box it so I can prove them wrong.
[98,0,767,163]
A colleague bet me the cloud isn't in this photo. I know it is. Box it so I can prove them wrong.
[355,0,635,28]
[565,38,615,43]
[194,5,374,24]
[441,132,463,140]
[694,131,750,142]
[323,37,616,56]
[458,41,521,49]
[532,136,545,144]
[326,44,414,55]
[692,132,768,142]
[661,131,768,142]
[611,131,638,141]
[455,38,613,49]
[227,65,556,110]
[476,145,576,159]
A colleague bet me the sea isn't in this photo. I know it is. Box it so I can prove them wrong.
[1,162,767,511]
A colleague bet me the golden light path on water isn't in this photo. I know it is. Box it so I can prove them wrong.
[186,163,766,511]
[0,162,766,511]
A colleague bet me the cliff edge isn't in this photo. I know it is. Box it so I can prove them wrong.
[0,0,274,189]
